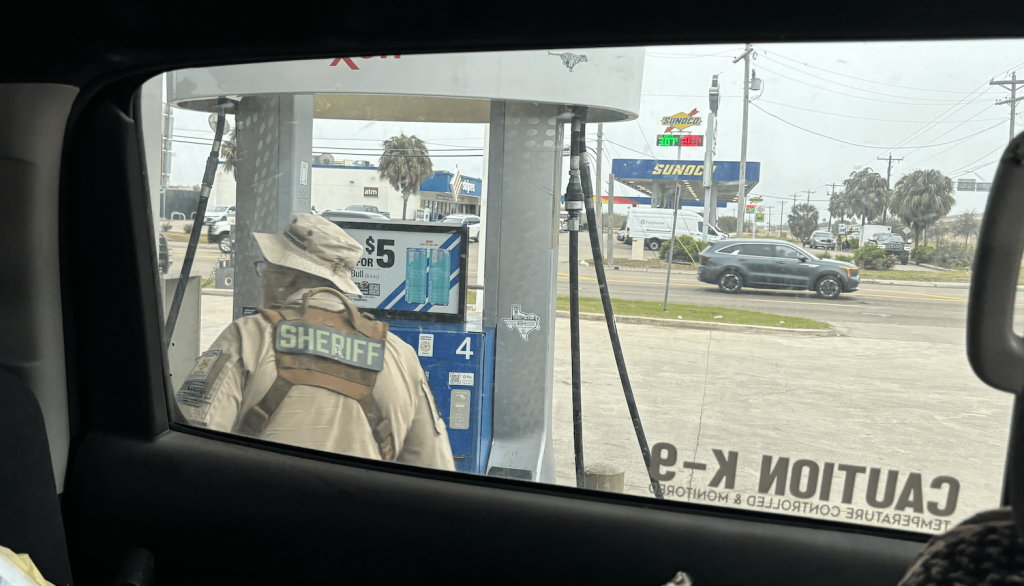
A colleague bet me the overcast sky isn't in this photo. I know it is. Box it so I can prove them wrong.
[164,39,1024,219]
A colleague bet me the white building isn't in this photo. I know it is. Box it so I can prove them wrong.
[208,161,421,219]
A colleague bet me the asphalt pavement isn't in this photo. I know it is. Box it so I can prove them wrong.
[556,233,1024,333]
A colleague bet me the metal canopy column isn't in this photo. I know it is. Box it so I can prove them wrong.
[483,101,564,483]
[232,95,314,320]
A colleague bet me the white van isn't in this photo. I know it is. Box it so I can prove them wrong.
[860,224,892,245]
[624,208,727,250]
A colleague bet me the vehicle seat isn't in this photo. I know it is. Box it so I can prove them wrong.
[0,368,73,585]
[896,398,1024,585]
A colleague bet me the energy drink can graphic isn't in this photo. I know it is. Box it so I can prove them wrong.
[405,248,427,304]
[429,248,451,306]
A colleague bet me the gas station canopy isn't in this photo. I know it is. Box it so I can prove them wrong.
[612,158,761,207]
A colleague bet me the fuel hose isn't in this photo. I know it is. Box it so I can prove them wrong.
[163,103,229,349]
[575,111,664,498]
[566,114,587,489]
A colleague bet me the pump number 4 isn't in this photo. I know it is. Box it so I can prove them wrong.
[456,337,474,360]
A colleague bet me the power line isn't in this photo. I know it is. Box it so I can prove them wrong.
[755,99,1003,124]
[757,55,974,102]
[946,143,1007,177]
[756,64,993,106]
[755,49,976,95]
[751,102,1005,149]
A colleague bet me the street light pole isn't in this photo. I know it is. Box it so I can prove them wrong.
[733,43,753,239]
[663,184,681,312]
[702,75,720,243]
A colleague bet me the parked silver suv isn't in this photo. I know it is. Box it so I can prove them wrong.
[807,230,836,250]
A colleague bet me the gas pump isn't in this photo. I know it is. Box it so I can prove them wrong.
[162,48,651,483]
[331,219,495,474]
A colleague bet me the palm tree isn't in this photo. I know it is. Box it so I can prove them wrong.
[788,203,818,242]
[377,134,433,220]
[828,189,854,233]
[890,169,955,247]
[843,168,888,233]
[220,127,238,179]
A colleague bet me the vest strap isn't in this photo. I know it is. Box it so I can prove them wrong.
[235,291,395,460]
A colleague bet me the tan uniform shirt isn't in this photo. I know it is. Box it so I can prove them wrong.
[176,289,456,471]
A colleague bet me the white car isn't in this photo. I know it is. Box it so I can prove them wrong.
[321,209,390,222]
[203,205,235,225]
[441,214,481,241]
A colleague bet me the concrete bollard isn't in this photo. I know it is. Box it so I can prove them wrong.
[585,465,625,493]
[631,238,646,261]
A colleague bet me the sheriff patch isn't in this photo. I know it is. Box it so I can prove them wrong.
[275,322,385,372]
[176,349,229,421]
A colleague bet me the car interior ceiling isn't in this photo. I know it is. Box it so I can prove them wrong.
[1,3,1024,585]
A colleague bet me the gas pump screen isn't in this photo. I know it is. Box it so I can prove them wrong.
[330,220,469,323]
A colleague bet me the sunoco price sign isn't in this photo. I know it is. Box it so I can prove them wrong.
[329,220,469,324]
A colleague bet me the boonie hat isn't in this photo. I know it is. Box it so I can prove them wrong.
[253,214,362,294]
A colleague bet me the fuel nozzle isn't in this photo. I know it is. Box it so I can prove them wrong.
[565,170,585,232]
[564,114,586,232]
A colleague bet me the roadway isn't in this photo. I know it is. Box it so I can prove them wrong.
[554,233,1024,334]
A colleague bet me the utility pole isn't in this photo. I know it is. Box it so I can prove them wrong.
[780,200,786,236]
[991,71,1024,143]
[804,189,815,203]
[605,173,615,266]
[733,43,753,239]
[595,123,604,248]
[877,155,901,223]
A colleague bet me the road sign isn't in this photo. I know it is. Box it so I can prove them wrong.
[755,212,765,222]
[756,205,764,213]
[903,227,911,235]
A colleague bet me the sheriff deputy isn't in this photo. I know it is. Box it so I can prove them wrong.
[175,213,455,470]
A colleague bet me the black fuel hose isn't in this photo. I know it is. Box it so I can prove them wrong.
[164,109,227,348]
[567,116,587,489]
[577,119,664,498]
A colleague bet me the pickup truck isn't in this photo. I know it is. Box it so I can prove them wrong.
[207,216,234,253]
[876,233,909,265]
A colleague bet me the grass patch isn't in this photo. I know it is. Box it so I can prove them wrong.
[557,297,830,330]
[467,290,477,304]
[162,231,201,243]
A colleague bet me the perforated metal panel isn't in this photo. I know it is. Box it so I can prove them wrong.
[232,95,313,320]
[483,101,564,483]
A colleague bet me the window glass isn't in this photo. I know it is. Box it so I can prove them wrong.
[775,245,804,259]
[142,39,1019,535]
[737,243,775,257]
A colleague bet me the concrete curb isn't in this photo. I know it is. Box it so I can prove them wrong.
[856,278,1024,291]
[555,310,835,337]
[201,288,233,296]
[607,265,696,275]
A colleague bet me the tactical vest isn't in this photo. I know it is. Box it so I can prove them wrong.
[233,287,395,460]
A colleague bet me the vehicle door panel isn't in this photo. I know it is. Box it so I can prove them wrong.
[736,243,776,285]
[67,430,925,586]
[772,245,814,288]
